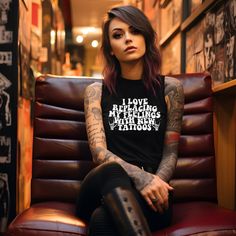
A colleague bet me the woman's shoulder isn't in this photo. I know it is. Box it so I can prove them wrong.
[164,75,181,86]
[84,82,103,101]
[86,81,103,90]
[164,76,183,95]
[85,81,102,93]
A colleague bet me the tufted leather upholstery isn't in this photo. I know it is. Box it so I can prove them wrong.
[171,73,216,203]
[5,73,236,236]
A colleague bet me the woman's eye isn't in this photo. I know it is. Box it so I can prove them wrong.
[112,33,123,39]
[130,27,141,35]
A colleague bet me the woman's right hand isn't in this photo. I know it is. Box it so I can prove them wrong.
[140,174,173,213]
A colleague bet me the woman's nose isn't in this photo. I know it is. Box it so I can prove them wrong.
[125,32,132,43]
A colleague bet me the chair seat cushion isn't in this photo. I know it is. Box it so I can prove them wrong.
[5,201,236,236]
[154,202,236,236]
[5,202,87,236]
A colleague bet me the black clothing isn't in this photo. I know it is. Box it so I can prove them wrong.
[76,162,172,235]
[76,77,172,235]
[89,206,118,236]
[101,76,167,171]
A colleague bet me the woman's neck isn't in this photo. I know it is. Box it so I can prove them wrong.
[120,60,143,80]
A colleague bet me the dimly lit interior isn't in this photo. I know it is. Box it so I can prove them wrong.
[0,0,236,235]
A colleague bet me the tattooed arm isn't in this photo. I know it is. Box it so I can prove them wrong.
[155,76,184,182]
[84,82,154,191]
[140,77,184,212]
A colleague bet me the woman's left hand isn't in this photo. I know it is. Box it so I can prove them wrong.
[140,174,173,213]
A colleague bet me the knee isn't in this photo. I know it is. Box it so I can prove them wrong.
[96,161,128,179]
[87,162,132,195]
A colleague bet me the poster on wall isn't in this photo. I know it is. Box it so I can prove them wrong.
[225,35,235,80]
[0,0,18,223]
[203,0,236,85]
[185,0,235,85]
[211,43,225,86]
[210,5,225,86]
[224,0,236,81]
[228,0,236,34]
[203,12,216,71]
[0,65,12,165]
[0,0,13,166]
[186,19,204,73]
[195,51,205,72]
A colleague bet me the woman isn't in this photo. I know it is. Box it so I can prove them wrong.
[76,5,184,236]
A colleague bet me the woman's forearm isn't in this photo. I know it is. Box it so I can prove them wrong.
[92,146,154,191]
[155,134,179,182]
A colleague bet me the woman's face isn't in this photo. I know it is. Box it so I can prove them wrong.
[108,17,146,64]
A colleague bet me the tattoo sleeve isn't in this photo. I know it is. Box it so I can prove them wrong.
[84,82,154,191]
[156,77,184,182]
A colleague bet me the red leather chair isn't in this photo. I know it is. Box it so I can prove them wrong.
[4,73,236,236]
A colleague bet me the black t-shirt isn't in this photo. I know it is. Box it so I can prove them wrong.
[101,76,167,171]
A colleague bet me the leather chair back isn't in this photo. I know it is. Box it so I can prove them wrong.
[32,75,98,204]
[31,73,217,205]
[171,73,217,203]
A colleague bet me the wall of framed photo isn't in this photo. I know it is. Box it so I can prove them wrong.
[143,0,236,88]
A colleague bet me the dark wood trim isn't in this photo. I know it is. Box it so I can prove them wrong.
[159,0,171,8]
[159,23,180,47]
[182,0,189,21]
[181,0,216,31]
[213,80,236,96]
[180,32,186,73]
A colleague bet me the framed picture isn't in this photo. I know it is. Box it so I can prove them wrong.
[186,18,204,73]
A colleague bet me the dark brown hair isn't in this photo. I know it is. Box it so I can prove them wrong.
[101,5,161,94]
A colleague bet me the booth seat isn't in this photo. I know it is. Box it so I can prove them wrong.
[4,73,236,236]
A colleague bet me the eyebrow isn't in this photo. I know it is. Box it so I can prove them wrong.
[111,26,132,32]
[111,28,123,32]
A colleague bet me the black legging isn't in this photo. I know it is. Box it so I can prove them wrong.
[76,162,172,235]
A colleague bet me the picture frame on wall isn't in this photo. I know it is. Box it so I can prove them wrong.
[203,1,233,86]
[186,18,204,73]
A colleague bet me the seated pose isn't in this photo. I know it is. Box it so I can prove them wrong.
[76,5,184,236]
